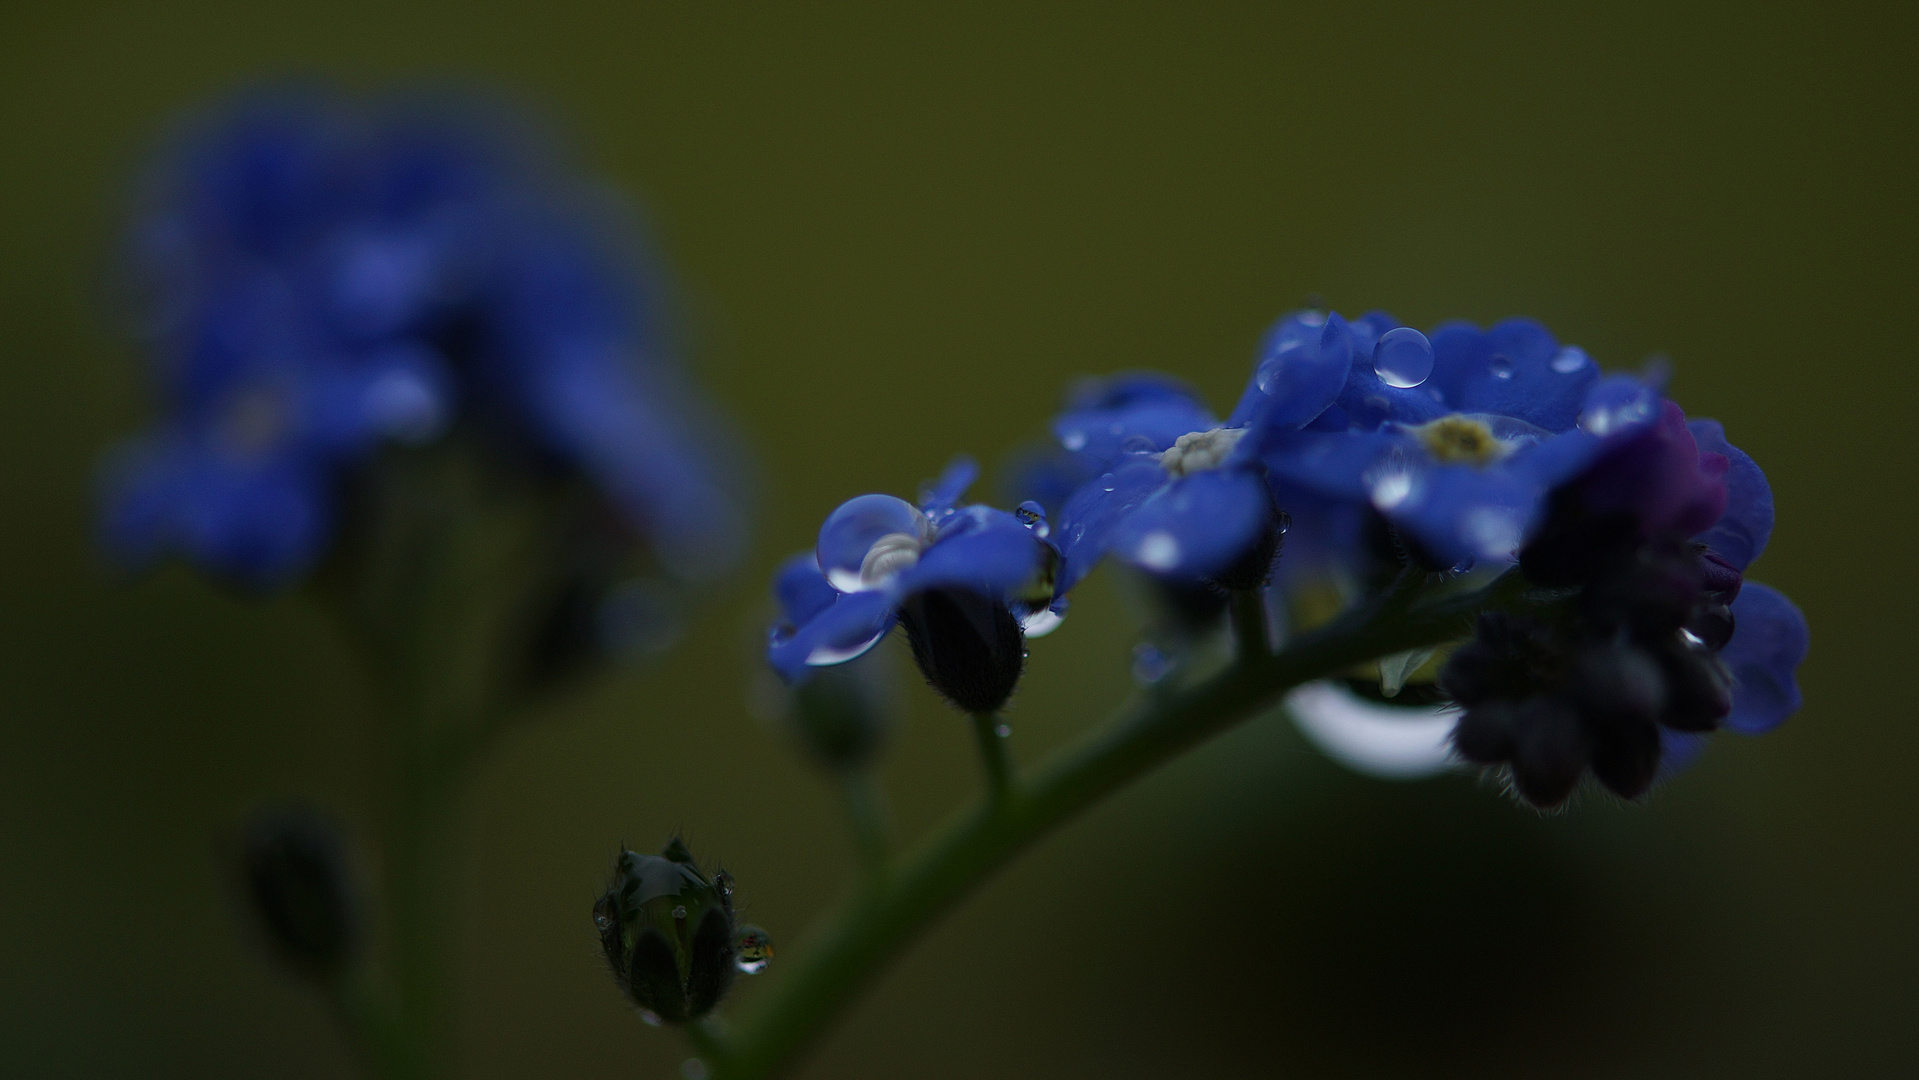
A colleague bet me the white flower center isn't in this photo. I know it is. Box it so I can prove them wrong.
[1158,427,1246,477]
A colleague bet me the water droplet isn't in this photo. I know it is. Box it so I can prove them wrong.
[735,926,772,973]
[995,723,1012,738]
[1551,346,1588,374]
[593,913,612,931]
[1014,500,1048,538]
[1134,530,1182,572]
[1377,648,1437,697]
[1255,351,1296,395]
[1488,354,1514,379]
[1098,473,1117,493]
[1020,606,1064,637]
[1679,628,1705,647]
[681,1058,709,1080]
[1120,433,1158,455]
[671,905,687,921]
[1131,642,1173,686]
[805,626,890,667]
[817,494,929,592]
[1373,327,1434,388]
[1369,471,1415,511]
[640,1010,663,1027]
[1062,430,1087,452]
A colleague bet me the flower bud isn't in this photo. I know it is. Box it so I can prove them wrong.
[595,839,759,1023]
[897,587,1025,713]
[781,648,897,772]
[239,804,364,977]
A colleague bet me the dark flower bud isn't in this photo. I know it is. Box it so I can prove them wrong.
[1567,643,1667,730]
[1652,641,1733,732]
[594,838,763,1024]
[1588,718,1662,800]
[1507,698,1590,809]
[1451,699,1520,764]
[240,804,364,977]
[897,587,1025,713]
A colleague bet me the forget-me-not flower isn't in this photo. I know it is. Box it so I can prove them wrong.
[99,89,745,587]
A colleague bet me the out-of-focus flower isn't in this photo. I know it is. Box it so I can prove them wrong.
[239,803,364,977]
[767,459,1057,714]
[99,88,744,587]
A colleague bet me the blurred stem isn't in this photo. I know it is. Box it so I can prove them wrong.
[1228,590,1269,662]
[697,569,1523,1080]
[968,712,1013,799]
[837,771,894,874]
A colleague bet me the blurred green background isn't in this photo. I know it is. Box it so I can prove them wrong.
[2,2,1913,1077]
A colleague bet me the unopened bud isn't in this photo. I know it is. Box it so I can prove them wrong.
[595,838,755,1023]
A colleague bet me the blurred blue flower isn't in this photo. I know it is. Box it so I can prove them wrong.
[99,89,745,587]
[767,459,1059,694]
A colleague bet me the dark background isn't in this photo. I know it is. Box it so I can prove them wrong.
[2,3,1912,1077]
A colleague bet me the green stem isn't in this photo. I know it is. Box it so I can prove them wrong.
[968,712,1013,799]
[702,573,1511,1080]
[1228,590,1270,662]
[838,771,895,875]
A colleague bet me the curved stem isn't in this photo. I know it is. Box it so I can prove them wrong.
[702,573,1511,1079]
[968,712,1013,799]
[837,770,895,875]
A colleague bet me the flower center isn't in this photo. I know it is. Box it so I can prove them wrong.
[1413,415,1507,466]
[1159,427,1246,477]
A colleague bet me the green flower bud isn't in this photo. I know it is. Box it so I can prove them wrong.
[594,838,765,1023]
[239,804,364,977]
[782,649,896,772]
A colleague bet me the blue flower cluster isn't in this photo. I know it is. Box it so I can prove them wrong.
[99,90,744,587]
[772,306,1806,803]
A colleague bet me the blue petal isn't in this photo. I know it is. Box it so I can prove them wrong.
[767,590,898,680]
[1235,312,1356,435]
[1428,319,1595,432]
[773,552,838,628]
[1258,428,1407,503]
[1051,398,1216,469]
[1333,361,1448,430]
[1722,582,1808,736]
[900,509,1051,598]
[1053,459,1169,593]
[920,456,978,513]
[1383,464,1544,569]
[1107,469,1273,579]
[1688,419,1773,571]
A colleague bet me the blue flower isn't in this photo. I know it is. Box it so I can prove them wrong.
[768,460,1059,713]
[99,89,744,587]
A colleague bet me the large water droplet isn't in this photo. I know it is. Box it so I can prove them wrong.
[805,626,890,667]
[1133,530,1182,572]
[1488,354,1515,379]
[1551,346,1588,374]
[1131,642,1173,686]
[1373,327,1434,389]
[817,494,929,592]
[1020,606,1064,637]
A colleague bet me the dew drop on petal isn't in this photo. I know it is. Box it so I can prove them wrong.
[1134,530,1182,571]
[1373,327,1434,389]
[1015,500,1050,538]
[1020,606,1064,637]
[1488,354,1515,379]
[805,626,891,667]
[818,494,929,592]
[1551,346,1589,374]
[1098,473,1118,493]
